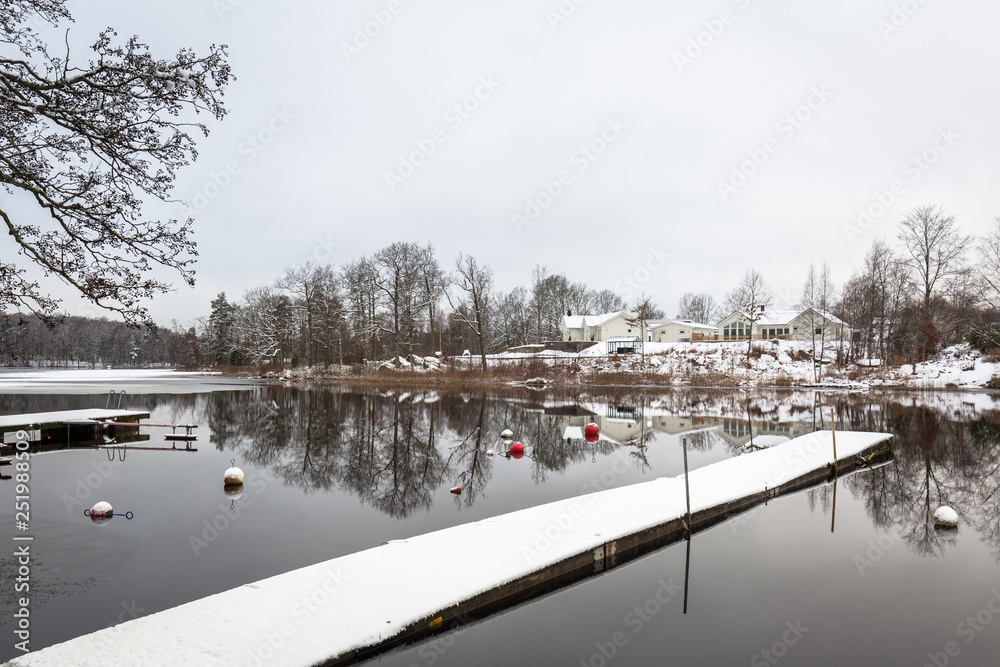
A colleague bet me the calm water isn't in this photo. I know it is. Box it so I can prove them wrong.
[0,373,998,666]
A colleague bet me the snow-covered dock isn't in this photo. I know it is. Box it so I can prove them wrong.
[8,430,892,667]
[0,409,150,447]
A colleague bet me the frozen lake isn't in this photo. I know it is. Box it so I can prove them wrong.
[0,371,998,665]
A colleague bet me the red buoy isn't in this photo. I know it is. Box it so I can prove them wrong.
[450,486,462,495]
[584,423,600,443]
[509,442,525,459]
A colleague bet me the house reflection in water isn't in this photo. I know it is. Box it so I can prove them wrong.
[562,403,814,451]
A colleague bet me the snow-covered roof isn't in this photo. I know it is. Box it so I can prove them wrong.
[810,309,847,326]
[652,319,719,331]
[563,311,630,329]
[607,336,641,342]
[721,309,844,327]
[755,310,801,325]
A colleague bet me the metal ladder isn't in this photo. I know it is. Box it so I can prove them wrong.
[106,389,127,410]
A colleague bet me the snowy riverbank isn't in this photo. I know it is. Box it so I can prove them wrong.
[286,342,1000,390]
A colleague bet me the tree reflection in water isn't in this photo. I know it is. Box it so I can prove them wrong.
[196,386,999,559]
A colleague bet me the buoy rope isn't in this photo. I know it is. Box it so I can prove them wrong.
[83,509,134,519]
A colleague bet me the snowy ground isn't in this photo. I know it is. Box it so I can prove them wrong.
[478,341,999,389]
[277,342,1000,390]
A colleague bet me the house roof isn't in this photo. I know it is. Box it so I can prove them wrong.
[810,309,847,326]
[607,336,642,342]
[563,311,630,329]
[755,310,801,325]
[653,319,719,331]
[721,308,849,327]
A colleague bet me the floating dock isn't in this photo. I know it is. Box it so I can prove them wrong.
[8,430,893,667]
[0,409,151,448]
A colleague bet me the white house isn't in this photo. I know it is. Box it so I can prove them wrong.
[563,312,720,343]
[649,320,720,343]
[562,311,643,342]
[717,308,850,341]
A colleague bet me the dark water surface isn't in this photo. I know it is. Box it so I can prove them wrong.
[0,373,998,666]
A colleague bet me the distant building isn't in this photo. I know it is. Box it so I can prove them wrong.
[566,308,848,344]
[716,308,850,341]
[562,312,720,343]
[561,310,638,342]
[649,319,720,343]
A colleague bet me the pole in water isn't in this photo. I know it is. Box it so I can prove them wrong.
[830,477,837,534]
[683,524,691,615]
[830,407,838,478]
[682,436,691,532]
[682,435,692,614]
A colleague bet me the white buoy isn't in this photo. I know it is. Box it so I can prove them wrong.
[89,501,113,526]
[486,449,494,457]
[933,506,958,527]
[500,429,513,440]
[224,459,244,486]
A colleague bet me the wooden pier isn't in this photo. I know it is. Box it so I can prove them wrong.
[0,409,151,448]
[8,430,893,667]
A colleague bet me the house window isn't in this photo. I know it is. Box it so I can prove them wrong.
[723,321,749,336]
[815,327,822,335]
[679,330,686,334]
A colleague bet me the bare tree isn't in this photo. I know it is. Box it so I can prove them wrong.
[236,285,287,364]
[978,216,1000,311]
[897,205,971,310]
[0,1,231,323]
[492,287,531,350]
[450,253,493,371]
[342,257,380,361]
[800,263,837,380]
[837,241,910,366]
[277,263,340,366]
[625,295,663,367]
[725,269,773,362]
[590,289,626,314]
[372,242,423,363]
[677,292,721,324]
[528,265,550,343]
[416,244,447,355]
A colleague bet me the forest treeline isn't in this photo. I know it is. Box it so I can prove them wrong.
[2,205,999,370]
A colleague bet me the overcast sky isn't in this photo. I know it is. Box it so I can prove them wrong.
[24,0,1000,324]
